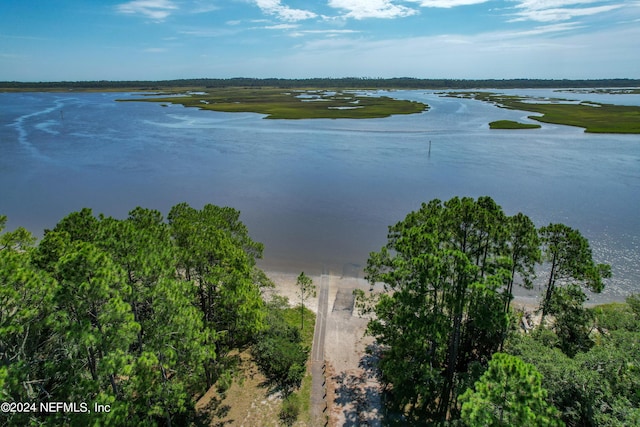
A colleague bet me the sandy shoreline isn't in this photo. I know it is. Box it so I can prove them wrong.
[262,270,545,315]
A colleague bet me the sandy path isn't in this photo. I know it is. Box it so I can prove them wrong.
[264,272,383,426]
[263,271,544,427]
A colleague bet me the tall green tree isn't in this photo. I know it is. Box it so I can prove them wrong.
[364,197,514,422]
[94,208,213,425]
[2,204,272,426]
[168,203,266,386]
[0,218,57,425]
[124,277,212,426]
[50,207,99,243]
[94,208,175,354]
[296,272,315,331]
[43,239,139,425]
[504,213,540,314]
[539,223,611,321]
[0,215,36,251]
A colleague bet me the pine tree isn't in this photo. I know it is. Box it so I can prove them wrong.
[459,353,563,426]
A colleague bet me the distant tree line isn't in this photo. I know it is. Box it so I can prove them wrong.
[1,77,639,91]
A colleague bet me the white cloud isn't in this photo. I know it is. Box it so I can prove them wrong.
[294,29,360,34]
[509,22,585,36]
[288,29,360,37]
[179,28,242,37]
[0,53,26,59]
[254,0,317,21]
[262,23,300,30]
[510,0,624,22]
[407,0,491,8]
[272,23,640,78]
[116,0,178,21]
[515,0,602,9]
[187,0,220,14]
[0,33,48,41]
[328,0,418,19]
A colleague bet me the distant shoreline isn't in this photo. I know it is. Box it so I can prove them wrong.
[1,77,640,92]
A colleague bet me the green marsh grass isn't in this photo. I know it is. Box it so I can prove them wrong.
[450,91,640,133]
[489,120,541,130]
[121,87,428,119]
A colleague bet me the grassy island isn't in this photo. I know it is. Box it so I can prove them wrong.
[119,87,428,119]
[448,91,640,133]
[489,120,542,130]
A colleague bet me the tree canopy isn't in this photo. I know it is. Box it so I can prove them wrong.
[1,204,267,426]
[459,352,562,426]
[2,195,629,426]
[361,196,611,424]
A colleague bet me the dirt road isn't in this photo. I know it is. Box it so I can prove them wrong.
[264,272,384,427]
[310,274,330,425]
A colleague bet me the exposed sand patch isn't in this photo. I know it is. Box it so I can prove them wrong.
[262,271,321,314]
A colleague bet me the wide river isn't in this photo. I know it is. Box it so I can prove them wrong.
[1,89,639,302]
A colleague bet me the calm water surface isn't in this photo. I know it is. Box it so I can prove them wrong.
[1,90,639,302]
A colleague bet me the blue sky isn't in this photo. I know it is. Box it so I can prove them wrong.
[1,0,639,81]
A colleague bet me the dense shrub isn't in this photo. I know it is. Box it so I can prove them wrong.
[279,392,301,425]
[253,298,309,394]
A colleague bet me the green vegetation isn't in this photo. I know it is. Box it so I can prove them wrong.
[253,296,313,394]
[561,88,640,95]
[512,101,640,133]
[451,91,640,133]
[539,223,611,320]
[296,272,315,330]
[2,77,639,91]
[2,194,638,426]
[119,87,428,119]
[4,78,637,124]
[359,196,615,424]
[489,120,541,129]
[0,206,281,426]
[280,392,301,425]
[253,295,315,425]
[459,353,562,426]
[1,207,318,426]
[506,296,640,426]
[196,299,315,426]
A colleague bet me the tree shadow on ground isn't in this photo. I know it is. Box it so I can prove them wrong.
[193,394,233,427]
[332,343,383,426]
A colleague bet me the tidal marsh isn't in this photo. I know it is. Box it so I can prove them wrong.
[448,91,640,133]
[489,120,541,130]
[121,87,428,119]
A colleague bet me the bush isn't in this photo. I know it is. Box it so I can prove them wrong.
[253,299,309,393]
[253,334,308,392]
[279,392,301,425]
[627,294,640,318]
[591,302,639,332]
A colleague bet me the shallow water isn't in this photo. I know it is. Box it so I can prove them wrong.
[1,90,639,302]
